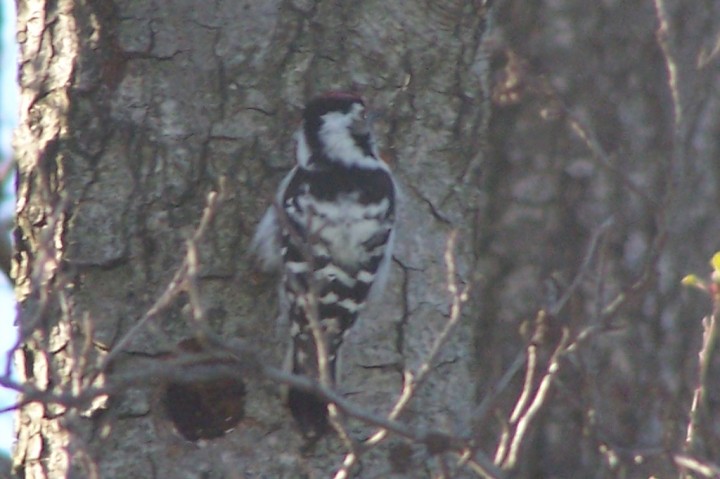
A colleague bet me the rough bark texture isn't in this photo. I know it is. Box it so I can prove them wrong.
[10,0,720,478]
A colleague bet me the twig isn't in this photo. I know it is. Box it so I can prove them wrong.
[548,216,614,317]
[364,230,470,449]
[335,231,483,477]
[476,351,526,421]
[485,218,613,469]
[500,327,569,469]
[508,338,537,425]
[653,0,683,130]
[682,307,718,469]
[332,452,359,479]
[674,454,720,478]
[565,117,654,205]
[263,360,504,476]
[95,186,225,375]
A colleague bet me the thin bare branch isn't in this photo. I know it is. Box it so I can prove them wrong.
[95,185,225,374]
[549,216,614,317]
[471,351,526,425]
[500,327,569,469]
[675,454,720,478]
[364,230,470,451]
[653,0,683,130]
[683,309,719,465]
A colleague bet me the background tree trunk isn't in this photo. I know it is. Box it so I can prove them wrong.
[10,0,720,478]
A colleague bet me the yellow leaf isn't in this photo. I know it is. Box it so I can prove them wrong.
[681,274,703,288]
[711,252,720,272]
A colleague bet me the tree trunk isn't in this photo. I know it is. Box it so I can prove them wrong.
[12,1,492,477]
[10,0,720,478]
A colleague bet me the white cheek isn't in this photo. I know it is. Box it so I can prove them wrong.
[318,111,384,170]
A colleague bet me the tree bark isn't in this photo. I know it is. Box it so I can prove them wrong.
[10,0,720,478]
[12,1,492,477]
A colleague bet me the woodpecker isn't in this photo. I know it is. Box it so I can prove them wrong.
[251,92,397,440]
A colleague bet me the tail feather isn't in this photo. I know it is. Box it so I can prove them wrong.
[287,386,331,442]
[287,328,340,441]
